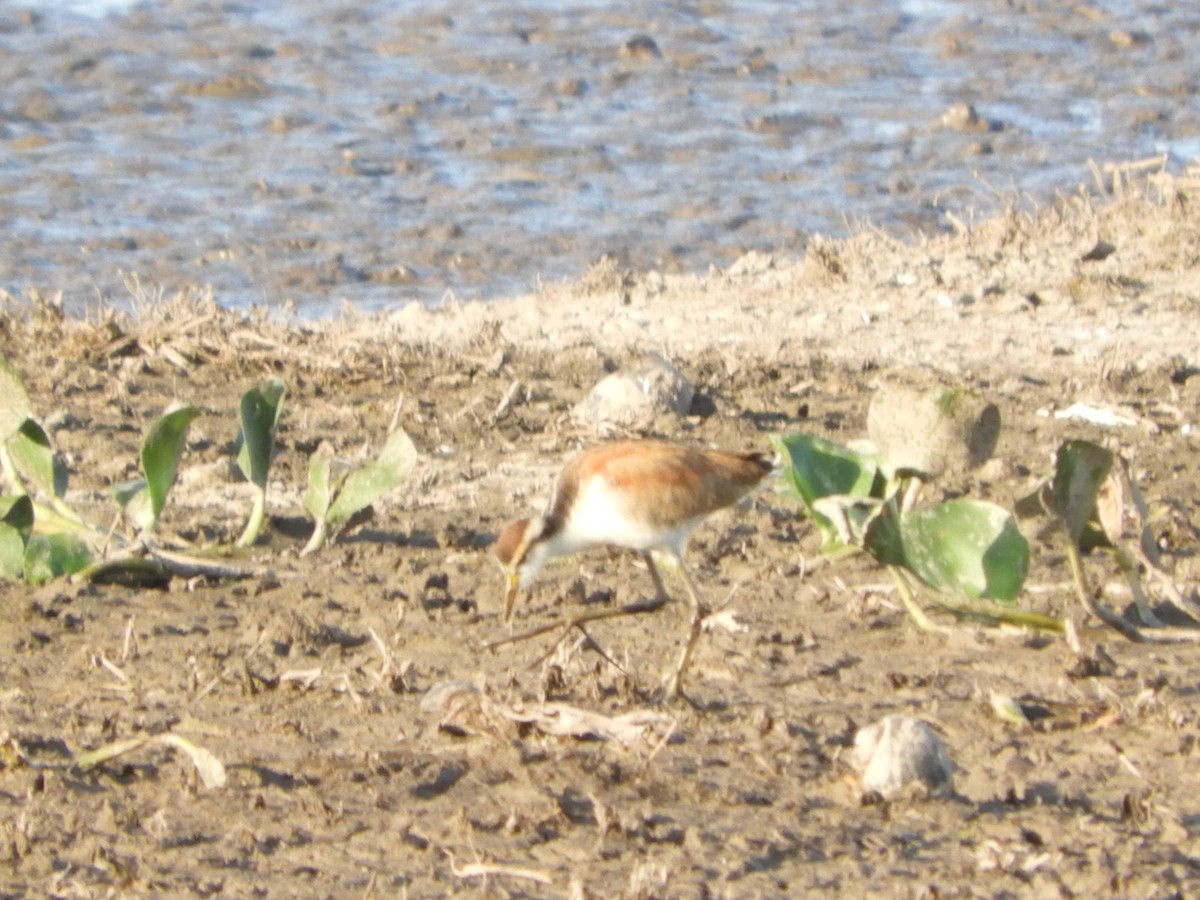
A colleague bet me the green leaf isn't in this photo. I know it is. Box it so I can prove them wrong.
[142,405,201,529]
[1051,440,1113,550]
[326,428,417,527]
[0,494,34,541]
[811,495,886,549]
[7,418,68,500]
[235,379,286,489]
[113,479,155,532]
[0,523,25,579]
[864,504,905,567]
[303,453,334,522]
[233,380,286,548]
[23,532,91,585]
[771,432,881,550]
[0,356,32,443]
[884,500,1029,602]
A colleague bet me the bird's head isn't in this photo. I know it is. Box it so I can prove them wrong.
[493,516,552,622]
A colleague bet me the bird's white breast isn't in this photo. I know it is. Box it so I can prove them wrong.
[553,475,696,556]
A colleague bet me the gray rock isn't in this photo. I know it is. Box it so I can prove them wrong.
[850,715,955,799]
[572,354,694,432]
[867,384,1000,480]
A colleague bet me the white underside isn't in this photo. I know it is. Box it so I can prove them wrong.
[551,477,697,557]
[520,477,699,586]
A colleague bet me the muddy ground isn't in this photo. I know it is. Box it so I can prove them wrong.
[2,182,1200,897]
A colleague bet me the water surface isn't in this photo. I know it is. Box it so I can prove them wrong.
[2,0,1197,315]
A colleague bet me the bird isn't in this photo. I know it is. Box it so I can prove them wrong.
[493,439,774,698]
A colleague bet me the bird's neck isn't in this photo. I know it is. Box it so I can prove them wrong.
[530,514,573,558]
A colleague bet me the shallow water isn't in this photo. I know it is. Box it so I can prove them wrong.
[2,0,1198,316]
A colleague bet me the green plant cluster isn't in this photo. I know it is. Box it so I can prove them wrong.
[0,357,416,586]
[771,388,1195,641]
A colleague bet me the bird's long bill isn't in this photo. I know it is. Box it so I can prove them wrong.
[504,570,521,623]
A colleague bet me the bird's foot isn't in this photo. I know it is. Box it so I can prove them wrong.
[655,674,718,712]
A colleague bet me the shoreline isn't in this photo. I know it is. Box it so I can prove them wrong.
[385,184,1198,375]
[14,178,1188,382]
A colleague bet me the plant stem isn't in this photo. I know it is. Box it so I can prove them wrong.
[1065,537,1200,642]
[71,552,169,586]
[1065,541,1145,642]
[887,566,948,633]
[299,517,327,557]
[1111,545,1163,627]
[236,486,266,547]
[935,597,1065,632]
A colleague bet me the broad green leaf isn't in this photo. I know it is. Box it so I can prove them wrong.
[327,429,417,527]
[772,433,879,505]
[864,504,904,567]
[142,405,200,528]
[0,356,31,443]
[0,494,34,541]
[303,453,334,521]
[1051,440,1113,550]
[23,532,91,585]
[113,479,155,532]
[887,500,1029,602]
[771,432,880,549]
[0,523,25,579]
[7,418,68,500]
[235,379,286,489]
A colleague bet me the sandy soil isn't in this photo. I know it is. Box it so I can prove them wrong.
[2,182,1200,897]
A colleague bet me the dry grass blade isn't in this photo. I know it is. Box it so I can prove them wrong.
[368,625,396,683]
[279,668,323,689]
[74,733,226,789]
[96,651,128,683]
[494,701,673,746]
[143,543,269,580]
[157,734,227,789]
[448,856,553,885]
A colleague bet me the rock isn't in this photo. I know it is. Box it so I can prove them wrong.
[572,354,694,432]
[1080,239,1117,262]
[620,34,661,60]
[850,715,955,799]
[867,384,1000,480]
[420,680,480,715]
[179,74,271,99]
[938,102,1001,133]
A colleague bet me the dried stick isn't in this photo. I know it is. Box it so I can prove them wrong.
[482,596,669,653]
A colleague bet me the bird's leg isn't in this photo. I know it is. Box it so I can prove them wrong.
[642,551,672,603]
[663,557,709,702]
